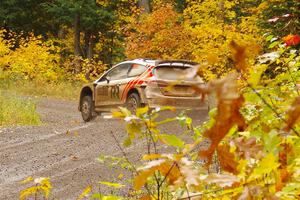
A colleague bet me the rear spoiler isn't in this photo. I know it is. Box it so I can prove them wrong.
[154,60,199,67]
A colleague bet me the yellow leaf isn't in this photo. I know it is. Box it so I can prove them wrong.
[77,186,92,200]
[20,176,33,184]
[112,111,125,118]
[247,153,280,182]
[40,178,52,198]
[20,187,38,200]
[206,53,219,64]
[142,154,162,160]
[117,174,124,179]
[99,181,125,188]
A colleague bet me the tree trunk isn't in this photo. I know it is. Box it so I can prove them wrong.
[74,12,81,56]
[58,26,66,39]
[138,0,151,13]
[84,31,90,58]
[218,1,225,22]
[84,32,94,59]
[87,35,94,59]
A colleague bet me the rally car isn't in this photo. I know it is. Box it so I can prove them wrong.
[78,59,208,122]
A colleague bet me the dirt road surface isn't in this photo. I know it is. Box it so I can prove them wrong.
[0,97,208,200]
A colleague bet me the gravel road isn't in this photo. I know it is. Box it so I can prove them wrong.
[0,97,208,200]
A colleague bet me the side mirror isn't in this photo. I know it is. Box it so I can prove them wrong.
[104,77,110,84]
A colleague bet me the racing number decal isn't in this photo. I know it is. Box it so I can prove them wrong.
[110,85,120,100]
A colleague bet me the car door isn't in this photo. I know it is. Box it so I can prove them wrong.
[95,63,131,107]
[94,74,110,107]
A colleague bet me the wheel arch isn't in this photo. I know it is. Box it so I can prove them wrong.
[127,88,140,98]
[126,87,146,104]
[79,86,94,111]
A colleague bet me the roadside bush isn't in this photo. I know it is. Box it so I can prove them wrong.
[0,30,107,99]
[0,30,61,82]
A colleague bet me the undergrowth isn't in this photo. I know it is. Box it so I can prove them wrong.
[0,78,82,100]
[0,91,40,126]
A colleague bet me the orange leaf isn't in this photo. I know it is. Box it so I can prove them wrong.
[285,96,300,131]
[134,169,156,190]
[234,137,262,160]
[199,73,246,167]
[217,144,239,174]
[140,195,152,200]
[276,142,291,191]
[229,41,247,72]
[157,161,181,185]
[134,160,181,190]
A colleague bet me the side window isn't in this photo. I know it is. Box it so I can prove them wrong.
[128,64,147,77]
[106,64,130,81]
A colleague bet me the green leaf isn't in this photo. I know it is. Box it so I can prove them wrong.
[159,134,184,148]
[276,183,300,199]
[99,181,125,188]
[157,106,176,112]
[123,137,132,147]
[156,117,177,125]
[248,64,268,86]
[247,153,279,182]
[126,122,141,139]
[92,193,102,199]
[97,155,106,163]
[136,106,149,118]
[266,35,274,41]
[208,108,217,118]
[268,41,280,49]
[119,107,131,116]
[186,117,193,129]
[263,130,281,154]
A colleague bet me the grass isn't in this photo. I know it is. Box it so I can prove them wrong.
[0,78,83,126]
[0,91,41,126]
[0,78,83,100]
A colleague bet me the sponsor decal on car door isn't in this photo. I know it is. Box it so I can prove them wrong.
[107,78,133,105]
[95,81,110,107]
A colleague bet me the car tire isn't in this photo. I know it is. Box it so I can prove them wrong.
[81,95,95,122]
[126,93,141,114]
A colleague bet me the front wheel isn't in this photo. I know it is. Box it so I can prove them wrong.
[126,93,141,114]
[81,95,95,122]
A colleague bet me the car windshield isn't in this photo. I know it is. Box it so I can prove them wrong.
[128,64,147,77]
[106,64,130,81]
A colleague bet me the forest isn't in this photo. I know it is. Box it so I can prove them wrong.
[1,0,300,199]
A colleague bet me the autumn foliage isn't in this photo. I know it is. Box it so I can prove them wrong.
[6,0,300,199]
[106,37,300,199]
[126,1,264,79]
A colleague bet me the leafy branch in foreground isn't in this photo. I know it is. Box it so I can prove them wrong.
[105,40,300,199]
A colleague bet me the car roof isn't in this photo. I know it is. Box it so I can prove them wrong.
[118,59,198,67]
[116,59,156,66]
